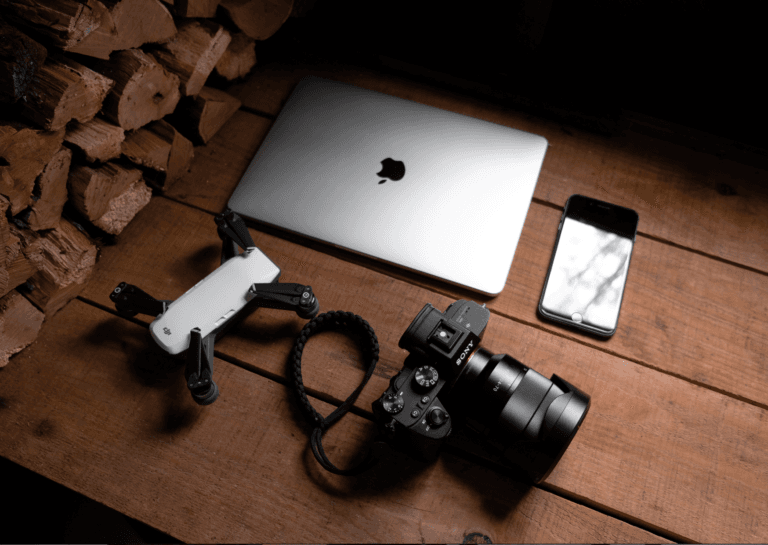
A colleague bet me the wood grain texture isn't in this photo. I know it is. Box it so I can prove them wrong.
[226,63,768,274]
[162,108,768,410]
[0,299,667,544]
[79,195,768,543]
[168,86,242,144]
[27,146,71,231]
[65,117,125,163]
[0,21,47,103]
[67,0,177,59]
[0,290,44,366]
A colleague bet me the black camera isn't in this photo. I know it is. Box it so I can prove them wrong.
[372,299,591,483]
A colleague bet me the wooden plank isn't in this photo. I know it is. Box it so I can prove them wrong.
[226,62,768,274]
[0,300,666,544]
[80,196,768,543]
[165,109,768,411]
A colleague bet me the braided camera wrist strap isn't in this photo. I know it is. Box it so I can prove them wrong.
[290,310,380,475]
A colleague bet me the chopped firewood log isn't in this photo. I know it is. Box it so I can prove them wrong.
[214,32,256,81]
[27,147,72,231]
[2,225,43,299]
[92,178,151,234]
[68,161,143,221]
[23,219,97,314]
[0,0,111,51]
[219,0,293,40]
[90,49,181,130]
[0,196,9,293]
[150,20,231,96]
[121,120,193,188]
[19,55,114,131]
[0,120,65,214]
[169,86,241,144]
[0,290,45,367]
[175,0,220,17]
[0,22,48,103]
[65,117,125,162]
[68,0,177,60]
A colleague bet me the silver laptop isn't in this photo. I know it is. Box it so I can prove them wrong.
[228,76,548,295]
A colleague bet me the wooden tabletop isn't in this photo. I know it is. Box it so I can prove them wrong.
[1,60,766,544]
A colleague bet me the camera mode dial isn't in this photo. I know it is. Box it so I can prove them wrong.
[413,366,439,389]
[381,393,404,414]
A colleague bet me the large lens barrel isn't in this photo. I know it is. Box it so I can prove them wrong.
[445,347,590,483]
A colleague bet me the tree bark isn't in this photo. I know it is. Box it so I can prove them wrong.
[0,290,44,367]
[67,0,177,60]
[18,55,114,131]
[65,117,125,162]
[121,119,193,189]
[0,21,48,103]
[90,49,181,130]
[0,120,65,215]
[150,20,231,96]
[27,146,72,231]
[214,32,256,81]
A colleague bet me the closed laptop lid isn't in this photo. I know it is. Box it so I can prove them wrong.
[228,76,548,295]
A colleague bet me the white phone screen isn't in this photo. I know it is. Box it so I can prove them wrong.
[540,217,634,332]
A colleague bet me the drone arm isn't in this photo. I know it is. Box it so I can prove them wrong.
[215,208,255,262]
[110,282,171,317]
[186,328,219,405]
[247,283,320,319]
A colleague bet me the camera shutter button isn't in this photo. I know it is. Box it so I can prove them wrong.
[381,393,404,414]
[427,407,449,427]
[413,366,439,389]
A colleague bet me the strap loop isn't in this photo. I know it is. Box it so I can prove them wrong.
[290,311,380,475]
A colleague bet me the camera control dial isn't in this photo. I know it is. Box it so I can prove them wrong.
[413,366,439,389]
[427,407,449,427]
[381,393,404,414]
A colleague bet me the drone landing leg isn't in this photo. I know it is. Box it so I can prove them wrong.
[186,328,219,405]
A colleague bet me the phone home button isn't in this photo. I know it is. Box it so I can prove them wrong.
[571,312,583,323]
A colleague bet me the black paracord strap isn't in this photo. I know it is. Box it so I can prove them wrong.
[290,311,380,475]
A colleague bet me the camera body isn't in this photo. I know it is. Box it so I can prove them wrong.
[373,299,591,483]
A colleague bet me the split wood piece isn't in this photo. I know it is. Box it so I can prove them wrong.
[150,20,231,97]
[0,21,47,103]
[121,120,193,189]
[65,117,125,162]
[90,49,180,131]
[168,86,241,144]
[19,55,114,131]
[175,0,219,17]
[0,290,44,367]
[219,0,293,40]
[92,179,152,235]
[1,225,43,299]
[0,0,110,50]
[23,219,97,315]
[68,161,143,221]
[27,147,72,231]
[68,0,177,60]
[0,196,9,294]
[214,32,256,81]
[0,120,65,215]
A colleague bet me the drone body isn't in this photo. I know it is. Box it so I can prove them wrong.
[110,209,319,405]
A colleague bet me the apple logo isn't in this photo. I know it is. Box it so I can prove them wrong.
[377,158,405,184]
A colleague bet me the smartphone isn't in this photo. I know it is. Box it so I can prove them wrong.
[538,194,638,337]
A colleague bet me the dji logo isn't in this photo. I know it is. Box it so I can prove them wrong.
[163,327,171,335]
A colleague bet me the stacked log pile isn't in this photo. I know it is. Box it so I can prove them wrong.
[0,0,297,366]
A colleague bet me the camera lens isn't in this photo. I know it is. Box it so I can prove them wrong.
[444,347,590,483]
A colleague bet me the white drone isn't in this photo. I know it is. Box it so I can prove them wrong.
[110,209,319,405]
